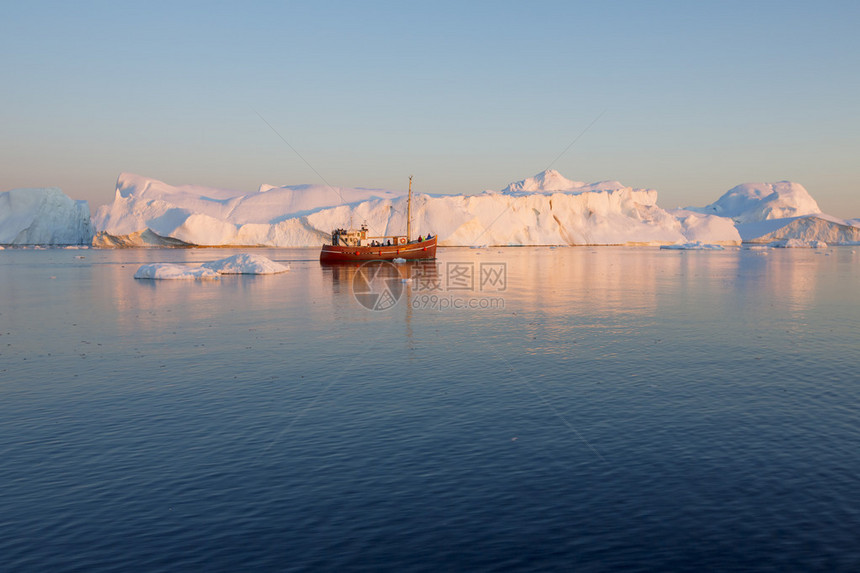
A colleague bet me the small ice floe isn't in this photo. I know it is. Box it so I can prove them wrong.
[392,257,407,264]
[134,253,289,280]
[201,253,290,275]
[743,245,770,255]
[134,263,220,280]
[660,242,725,251]
[771,239,828,248]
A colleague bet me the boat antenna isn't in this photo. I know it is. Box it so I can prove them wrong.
[407,175,413,242]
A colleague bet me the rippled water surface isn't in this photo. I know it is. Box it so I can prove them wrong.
[1,246,859,571]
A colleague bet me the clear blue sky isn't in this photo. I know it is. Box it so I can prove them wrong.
[2,0,859,216]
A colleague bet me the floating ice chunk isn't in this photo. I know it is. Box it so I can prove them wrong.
[134,263,220,280]
[201,253,289,274]
[392,257,407,263]
[134,253,289,280]
[660,242,725,250]
[771,239,828,248]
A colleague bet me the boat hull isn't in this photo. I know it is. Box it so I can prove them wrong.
[320,237,437,263]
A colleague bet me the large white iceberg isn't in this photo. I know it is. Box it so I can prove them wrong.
[688,181,822,224]
[8,172,854,249]
[94,170,741,247]
[686,182,860,245]
[0,187,94,245]
[93,173,398,247]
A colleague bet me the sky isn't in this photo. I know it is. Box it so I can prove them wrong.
[2,0,859,216]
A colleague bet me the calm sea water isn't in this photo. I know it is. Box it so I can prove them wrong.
[1,246,859,572]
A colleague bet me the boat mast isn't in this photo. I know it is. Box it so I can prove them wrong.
[407,175,413,242]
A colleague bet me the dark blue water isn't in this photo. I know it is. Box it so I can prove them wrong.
[1,246,859,571]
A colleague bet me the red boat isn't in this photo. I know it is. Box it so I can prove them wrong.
[320,176,437,263]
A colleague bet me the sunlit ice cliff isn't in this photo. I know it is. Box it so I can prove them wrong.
[686,181,860,246]
[0,187,94,245]
[5,170,856,247]
[92,170,743,247]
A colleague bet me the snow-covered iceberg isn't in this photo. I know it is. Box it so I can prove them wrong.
[4,171,853,249]
[93,173,397,248]
[94,171,741,247]
[686,182,860,245]
[0,187,94,245]
[688,181,822,224]
[84,170,860,248]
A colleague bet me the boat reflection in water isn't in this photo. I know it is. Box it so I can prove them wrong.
[325,259,441,311]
